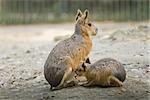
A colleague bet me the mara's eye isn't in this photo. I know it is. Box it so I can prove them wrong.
[88,23,91,26]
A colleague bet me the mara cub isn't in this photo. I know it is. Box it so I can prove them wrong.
[44,9,98,90]
[75,58,126,87]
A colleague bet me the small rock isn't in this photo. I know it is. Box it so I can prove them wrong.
[118,91,122,94]
[25,50,31,53]
[4,56,10,59]
[137,62,140,64]
[145,70,149,73]
[25,76,37,81]
[123,63,132,65]
[146,64,149,67]
[134,54,144,57]
[146,90,150,93]
[44,82,49,85]
[10,80,15,84]
[139,54,144,56]
[135,90,139,93]
[19,77,23,80]
[120,88,126,92]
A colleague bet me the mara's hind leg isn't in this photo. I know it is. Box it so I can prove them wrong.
[109,76,123,87]
[52,67,73,90]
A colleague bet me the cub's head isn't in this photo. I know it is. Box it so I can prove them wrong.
[75,63,89,76]
[75,9,98,37]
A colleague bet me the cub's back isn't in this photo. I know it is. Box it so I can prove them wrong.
[90,58,126,82]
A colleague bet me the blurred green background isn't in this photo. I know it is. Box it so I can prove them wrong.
[0,0,149,25]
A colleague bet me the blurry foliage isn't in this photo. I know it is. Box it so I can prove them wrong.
[0,0,149,24]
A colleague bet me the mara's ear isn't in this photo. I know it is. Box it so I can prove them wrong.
[84,9,89,20]
[76,9,82,21]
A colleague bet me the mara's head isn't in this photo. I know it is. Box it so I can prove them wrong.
[75,9,98,37]
[75,63,89,76]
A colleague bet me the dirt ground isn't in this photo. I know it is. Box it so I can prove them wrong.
[0,22,150,100]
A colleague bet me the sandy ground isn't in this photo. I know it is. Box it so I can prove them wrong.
[0,22,150,100]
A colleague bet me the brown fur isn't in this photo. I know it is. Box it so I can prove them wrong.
[75,58,126,87]
[44,9,97,90]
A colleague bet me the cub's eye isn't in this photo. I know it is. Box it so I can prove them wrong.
[88,23,91,26]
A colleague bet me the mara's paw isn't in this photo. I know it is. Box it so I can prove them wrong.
[81,81,93,87]
[109,76,123,87]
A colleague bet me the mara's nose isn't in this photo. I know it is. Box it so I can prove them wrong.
[95,28,98,33]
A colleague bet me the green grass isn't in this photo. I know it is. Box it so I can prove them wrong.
[0,0,149,25]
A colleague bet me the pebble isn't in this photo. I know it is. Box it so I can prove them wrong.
[25,50,31,54]
[120,88,126,92]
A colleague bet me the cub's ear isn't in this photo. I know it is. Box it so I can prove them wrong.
[82,63,87,71]
[76,9,82,21]
[85,58,91,64]
[84,9,89,20]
